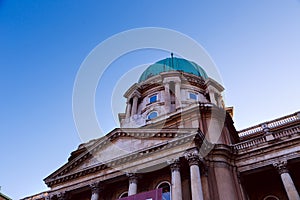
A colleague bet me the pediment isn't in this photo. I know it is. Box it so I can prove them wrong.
[44,128,199,187]
[72,136,170,172]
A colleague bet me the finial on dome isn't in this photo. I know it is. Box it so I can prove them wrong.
[171,53,174,68]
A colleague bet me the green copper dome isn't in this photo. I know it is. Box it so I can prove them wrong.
[138,57,208,83]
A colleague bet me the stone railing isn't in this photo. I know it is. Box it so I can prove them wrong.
[234,125,300,151]
[272,126,300,139]
[233,136,266,150]
[238,111,300,138]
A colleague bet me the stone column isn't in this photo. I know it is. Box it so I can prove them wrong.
[273,160,300,200]
[127,173,138,196]
[164,82,171,113]
[175,81,181,110]
[125,99,132,119]
[169,159,183,200]
[185,149,204,200]
[131,96,139,116]
[90,182,101,200]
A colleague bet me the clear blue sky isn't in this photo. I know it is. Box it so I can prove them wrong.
[1,1,299,199]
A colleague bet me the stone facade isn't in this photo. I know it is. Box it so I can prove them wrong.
[22,57,300,200]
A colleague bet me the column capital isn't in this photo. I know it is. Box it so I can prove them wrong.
[90,181,102,194]
[57,192,68,200]
[184,149,201,166]
[273,160,289,174]
[127,173,138,184]
[168,158,181,172]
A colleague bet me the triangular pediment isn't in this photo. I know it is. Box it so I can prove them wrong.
[72,136,170,172]
[44,128,198,187]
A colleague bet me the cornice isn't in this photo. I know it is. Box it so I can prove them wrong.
[124,83,141,98]
[205,78,224,92]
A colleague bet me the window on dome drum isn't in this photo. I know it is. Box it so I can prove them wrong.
[157,181,171,200]
[149,94,158,103]
[189,92,197,100]
[147,111,158,120]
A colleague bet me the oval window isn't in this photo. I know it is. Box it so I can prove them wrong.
[147,111,158,120]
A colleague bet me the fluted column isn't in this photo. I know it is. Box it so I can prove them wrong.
[90,182,101,200]
[164,82,171,113]
[273,160,300,200]
[127,173,138,196]
[175,81,181,110]
[131,96,139,116]
[125,100,132,119]
[185,149,204,200]
[169,159,183,200]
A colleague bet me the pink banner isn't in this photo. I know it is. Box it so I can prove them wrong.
[118,188,162,200]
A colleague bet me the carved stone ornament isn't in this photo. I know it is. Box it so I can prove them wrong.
[44,196,51,200]
[184,149,200,166]
[127,173,138,184]
[90,182,101,194]
[57,192,67,200]
[273,160,289,174]
[168,158,181,172]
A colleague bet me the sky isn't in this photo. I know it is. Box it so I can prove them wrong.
[0,0,300,199]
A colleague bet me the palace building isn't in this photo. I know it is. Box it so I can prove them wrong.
[23,56,300,200]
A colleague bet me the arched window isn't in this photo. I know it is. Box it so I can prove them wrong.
[147,111,158,120]
[157,181,171,200]
[119,191,128,199]
[263,195,279,200]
